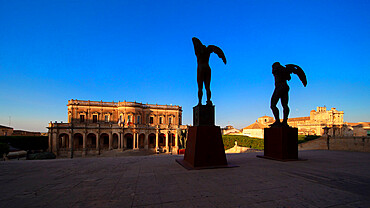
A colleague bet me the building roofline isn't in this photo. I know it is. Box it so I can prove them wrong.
[67,99,182,110]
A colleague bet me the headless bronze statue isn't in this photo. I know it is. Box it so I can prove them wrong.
[192,37,226,106]
[270,62,307,127]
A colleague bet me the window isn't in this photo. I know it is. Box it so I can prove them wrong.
[159,117,163,124]
[93,115,98,123]
[128,115,132,123]
[105,115,109,122]
[150,116,154,124]
[169,117,172,124]
[80,115,85,123]
[137,115,141,124]
[119,115,123,123]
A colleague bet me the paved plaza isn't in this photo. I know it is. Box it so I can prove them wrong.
[1,150,370,208]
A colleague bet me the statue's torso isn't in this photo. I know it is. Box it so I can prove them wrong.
[196,47,211,66]
[273,68,291,89]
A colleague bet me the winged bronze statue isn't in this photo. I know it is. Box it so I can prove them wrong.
[270,62,307,127]
[192,37,226,106]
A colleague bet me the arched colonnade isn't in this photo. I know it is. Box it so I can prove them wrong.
[51,128,179,156]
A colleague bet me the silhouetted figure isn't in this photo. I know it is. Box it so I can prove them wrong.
[192,37,226,106]
[270,62,307,127]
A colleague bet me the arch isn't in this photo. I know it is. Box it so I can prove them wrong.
[124,133,133,149]
[87,133,97,149]
[148,133,156,148]
[112,133,119,149]
[138,133,145,149]
[58,133,69,149]
[73,133,83,150]
[159,133,166,147]
[100,133,109,150]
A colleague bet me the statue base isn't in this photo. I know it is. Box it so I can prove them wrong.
[176,126,236,170]
[177,104,237,169]
[257,127,303,161]
[193,104,215,126]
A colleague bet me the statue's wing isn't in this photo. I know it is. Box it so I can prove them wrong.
[286,64,307,87]
[192,37,203,56]
[208,45,227,64]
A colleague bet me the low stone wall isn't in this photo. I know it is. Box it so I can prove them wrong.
[299,136,370,152]
[299,136,328,150]
[329,136,370,152]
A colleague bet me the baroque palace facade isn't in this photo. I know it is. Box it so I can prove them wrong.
[48,99,186,157]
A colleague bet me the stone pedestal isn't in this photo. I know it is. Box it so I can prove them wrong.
[176,105,235,170]
[193,105,215,126]
[258,127,299,161]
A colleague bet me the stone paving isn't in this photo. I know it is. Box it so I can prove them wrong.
[1,150,370,208]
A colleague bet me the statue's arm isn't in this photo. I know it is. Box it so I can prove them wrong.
[192,37,203,56]
[208,45,227,64]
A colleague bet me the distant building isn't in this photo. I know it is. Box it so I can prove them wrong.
[221,125,241,135]
[242,121,267,138]
[47,99,187,157]
[12,130,41,136]
[243,107,347,136]
[0,125,41,136]
[346,122,370,137]
[0,125,13,136]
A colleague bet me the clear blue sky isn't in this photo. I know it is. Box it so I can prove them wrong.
[0,0,369,132]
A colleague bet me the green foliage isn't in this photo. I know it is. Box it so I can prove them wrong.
[222,135,264,150]
[0,136,48,151]
[0,143,10,156]
[298,135,320,144]
[222,135,320,150]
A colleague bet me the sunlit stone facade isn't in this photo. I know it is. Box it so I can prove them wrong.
[242,107,345,137]
[48,99,186,157]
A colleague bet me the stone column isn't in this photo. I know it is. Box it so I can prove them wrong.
[175,131,178,147]
[118,132,121,150]
[133,133,137,149]
[82,132,87,157]
[69,134,73,150]
[69,133,73,158]
[96,133,100,155]
[165,132,169,153]
[173,131,178,155]
[109,132,112,150]
[52,131,58,155]
[155,132,159,151]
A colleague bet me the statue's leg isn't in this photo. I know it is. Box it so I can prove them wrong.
[281,90,289,125]
[270,89,280,125]
[204,69,212,105]
[197,69,203,105]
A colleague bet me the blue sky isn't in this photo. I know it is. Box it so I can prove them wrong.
[0,0,369,132]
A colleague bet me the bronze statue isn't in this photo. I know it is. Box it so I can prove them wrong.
[192,37,226,106]
[270,62,307,127]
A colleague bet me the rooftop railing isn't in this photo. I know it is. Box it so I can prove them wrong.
[68,99,181,110]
